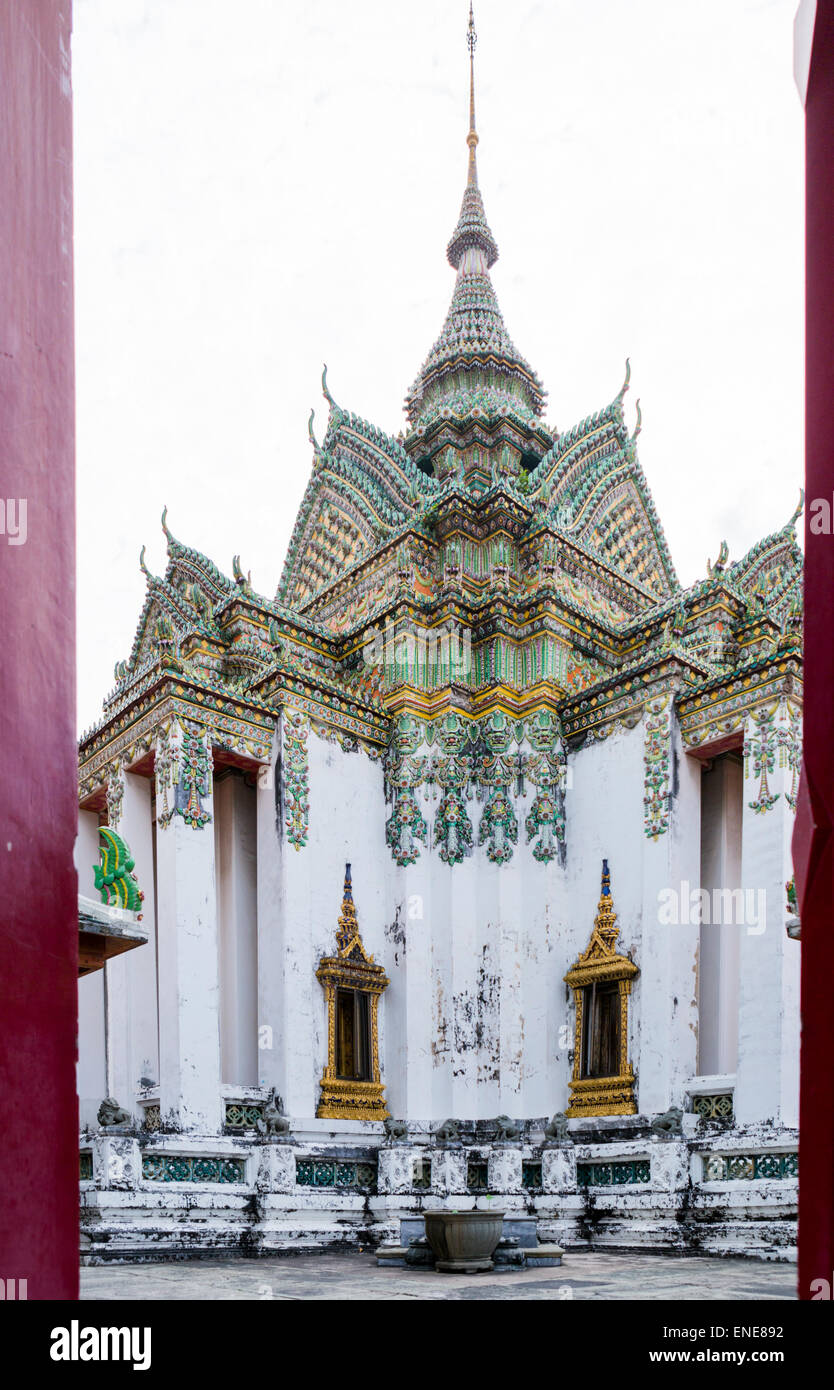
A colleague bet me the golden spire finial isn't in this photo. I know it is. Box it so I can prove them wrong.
[467,2,479,187]
[335,862,373,961]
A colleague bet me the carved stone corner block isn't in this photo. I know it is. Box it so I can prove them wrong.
[431,1147,468,1195]
[93,1134,141,1192]
[487,1146,523,1194]
[542,1146,577,1194]
[256,1143,296,1194]
[377,1145,422,1194]
[650,1138,690,1192]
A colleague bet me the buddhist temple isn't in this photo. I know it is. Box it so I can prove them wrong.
[76,6,802,1262]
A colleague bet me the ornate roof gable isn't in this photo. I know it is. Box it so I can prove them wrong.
[531,366,678,602]
[726,492,804,617]
[122,512,231,676]
[276,372,437,611]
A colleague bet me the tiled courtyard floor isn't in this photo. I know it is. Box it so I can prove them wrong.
[80,1250,797,1301]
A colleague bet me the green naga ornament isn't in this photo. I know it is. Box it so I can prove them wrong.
[434,790,474,866]
[94,827,144,914]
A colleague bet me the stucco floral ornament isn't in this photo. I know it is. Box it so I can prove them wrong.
[175,723,212,829]
[283,710,310,849]
[643,696,672,838]
[745,706,780,815]
[479,786,518,864]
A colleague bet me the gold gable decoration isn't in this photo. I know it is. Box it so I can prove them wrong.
[564,860,639,1117]
[315,863,389,1121]
[334,864,373,962]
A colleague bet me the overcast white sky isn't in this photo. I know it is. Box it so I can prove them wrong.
[73,0,803,733]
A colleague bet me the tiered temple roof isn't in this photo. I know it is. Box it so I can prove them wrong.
[79,4,802,786]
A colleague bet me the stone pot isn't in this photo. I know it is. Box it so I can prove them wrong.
[424,1210,505,1273]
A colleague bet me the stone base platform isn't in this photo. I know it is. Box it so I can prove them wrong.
[79,1120,798,1265]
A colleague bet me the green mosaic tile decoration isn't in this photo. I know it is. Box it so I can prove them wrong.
[142,1154,246,1183]
[79,1152,93,1181]
[467,1161,489,1191]
[295,1159,377,1191]
[692,1093,734,1122]
[577,1159,650,1187]
[224,1102,263,1131]
[522,1161,542,1189]
[703,1152,798,1182]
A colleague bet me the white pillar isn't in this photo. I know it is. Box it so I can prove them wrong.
[638,695,702,1114]
[256,730,285,1099]
[697,755,742,1075]
[75,806,100,898]
[215,771,258,1087]
[118,771,159,1095]
[101,763,131,1108]
[735,703,800,1127]
[155,722,222,1133]
[399,860,433,1122]
[273,712,318,1119]
[497,848,524,1115]
[77,808,106,1127]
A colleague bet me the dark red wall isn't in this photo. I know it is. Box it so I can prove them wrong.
[0,2,78,1299]
[799,0,834,1301]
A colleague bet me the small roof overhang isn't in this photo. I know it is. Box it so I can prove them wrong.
[78,895,148,977]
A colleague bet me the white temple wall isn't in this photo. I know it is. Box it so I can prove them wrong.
[379,739,571,1123]
[271,721,389,1121]
[78,704,802,1263]
[215,771,258,1088]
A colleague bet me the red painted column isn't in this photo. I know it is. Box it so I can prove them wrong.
[0,2,78,1299]
[798,0,834,1300]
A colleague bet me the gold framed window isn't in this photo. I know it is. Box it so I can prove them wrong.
[316,864,389,1121]
[564,860,639,1117]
